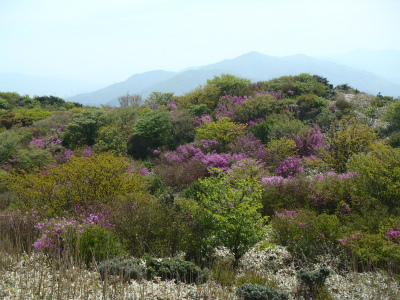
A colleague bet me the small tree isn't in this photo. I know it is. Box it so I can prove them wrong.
[118,93,142,107]
[195,117,246,151]
[322,116,376,173]
[62,109,104,149]
[131,110,172,158]
[193,169,267,265]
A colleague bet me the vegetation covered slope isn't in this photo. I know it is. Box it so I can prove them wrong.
[1,73,400,299]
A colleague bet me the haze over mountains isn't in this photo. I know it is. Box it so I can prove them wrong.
[2,48,400,106]
[0,73,105,100]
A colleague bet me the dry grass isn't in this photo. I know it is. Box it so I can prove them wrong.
[1,233,400,300]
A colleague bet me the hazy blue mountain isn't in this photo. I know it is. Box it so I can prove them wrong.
[68,51,400,105]
[321,48,400,84]
[197,52,400,96]
[67,70,176,106]
[0,73,103,98]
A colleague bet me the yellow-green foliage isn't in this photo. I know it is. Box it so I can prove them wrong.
[265,137,297,168]
[4,152,144,215]
[206,74,251,96]
[176,84,221,109]
[382,99,400,130]
[195,117,246,150]
[322,116,376,173]
[348,143,400,208]
[13,108,52,121]
[94,124,128,155]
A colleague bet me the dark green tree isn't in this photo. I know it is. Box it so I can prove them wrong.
[130,110,172,158]
[62,109,104,149]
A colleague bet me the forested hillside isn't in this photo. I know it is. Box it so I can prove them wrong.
[1,73,400,299]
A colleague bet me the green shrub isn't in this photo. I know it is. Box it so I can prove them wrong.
[195,117,246,151]
[62,109,104,149]
[131,109,172,158]
[296,94,329,121]
[111,194,192,258]
[382,99,400,131]
[145,256,209,283]
[233,94,276,123]
[93,125,128,155]
[98,256,209,283]
[236,283,289,300]
[190,104,210,116]
[260,177,309,217]
[76,226,124,266]
[192,170,267,264]
[297,267,330,298]
[13,108,52,121]
[316,107,337,130]
[97,257,145,282]
[168,110,197,148]
[271,209,342,259]
[342,233,400,271]
[322,116,376,173]
[387,131,400,148]
[266,114,305,141]
[0,128,31,165]
[207,74,251,97]
[264,137,297,170]
[306,172,357,214]
[348,143,400,209]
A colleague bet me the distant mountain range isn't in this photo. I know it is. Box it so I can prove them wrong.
[2,49,400,106]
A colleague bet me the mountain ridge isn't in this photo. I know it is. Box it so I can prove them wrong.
[68,51,400,106]
[1,49,399,106]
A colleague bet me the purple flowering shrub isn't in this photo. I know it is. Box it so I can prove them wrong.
[387,226,400,244]
[155,140,247,188]
[200,152,246,173]
[270,209,342,258]
[215,95,245,121]
[33,206,122,264]
[307,172,357,214]
[30,111,71,138]
[193,114,212,127]
[215,93,281,123]
[154,142,208,188]
[53,148,75,164]
[0,209,42,252]
[155,159,207,189]
[3,125,68,170]
[260,176,309,217]
[227,133,267,162]
[292,125,325,157]
[127,160,151,176]
[29,123,66,152]
[275,155,304,178]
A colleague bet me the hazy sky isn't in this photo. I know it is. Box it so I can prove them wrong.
[1,0,399,84]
